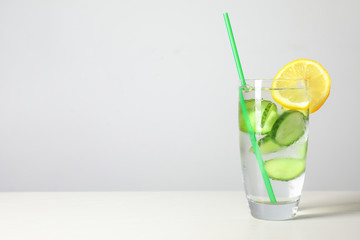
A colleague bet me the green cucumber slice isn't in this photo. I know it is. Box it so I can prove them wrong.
[249,135,285,154]
[297,141,308,160]
[261,103,278,133]
[282,106,309,119]
[265,158,305,181]
[261,103,273,127]
[270,110,306,146]
[239,99,278,134]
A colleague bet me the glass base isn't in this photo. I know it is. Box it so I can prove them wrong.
[248,199,300,221]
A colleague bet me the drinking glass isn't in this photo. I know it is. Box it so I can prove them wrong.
[239,79,309,220]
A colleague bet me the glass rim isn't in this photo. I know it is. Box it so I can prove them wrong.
[239,79,308,91]
[240,78,308,81]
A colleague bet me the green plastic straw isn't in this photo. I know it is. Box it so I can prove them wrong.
[223,12,276,203]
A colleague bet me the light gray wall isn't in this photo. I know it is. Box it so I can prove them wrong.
[0,0,358,191]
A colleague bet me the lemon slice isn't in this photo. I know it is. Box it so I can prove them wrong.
[272,59,331,113]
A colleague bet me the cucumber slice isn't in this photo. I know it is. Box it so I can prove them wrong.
[282,106,309,119]
[261,103,273,127]
[249,135,285,154]
[265,158,305,181]
[239,99,278,134]
[297,141,308,160]
[270,110,306,146]
[261,103,278,133]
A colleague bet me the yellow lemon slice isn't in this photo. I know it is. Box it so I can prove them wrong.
[272,59,331,113]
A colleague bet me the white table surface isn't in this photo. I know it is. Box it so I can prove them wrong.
[0,191,359,240]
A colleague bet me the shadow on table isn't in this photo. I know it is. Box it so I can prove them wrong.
[296,195,360,220]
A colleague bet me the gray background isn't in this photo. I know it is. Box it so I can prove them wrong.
[0,0,358,191]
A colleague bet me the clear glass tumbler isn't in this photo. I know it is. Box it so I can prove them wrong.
[239,79,309,220]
